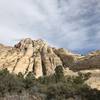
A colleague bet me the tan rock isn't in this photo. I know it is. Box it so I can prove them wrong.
[0,38,63,77]
[0,38,100,90]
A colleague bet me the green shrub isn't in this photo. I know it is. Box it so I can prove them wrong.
[24,71,36,89]
[0,69,25,96]
[55,65,64,82]
[0,67,100,100]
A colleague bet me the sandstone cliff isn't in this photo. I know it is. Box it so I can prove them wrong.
[0,38,79,78]
[0,38,100,79]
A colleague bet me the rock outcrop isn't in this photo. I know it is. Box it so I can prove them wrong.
[71,50,100,71]
[0,38,100,79]
[0,38,65,78]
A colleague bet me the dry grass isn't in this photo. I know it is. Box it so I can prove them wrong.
[0,93,44,100]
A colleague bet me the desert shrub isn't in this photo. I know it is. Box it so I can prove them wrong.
[38,65,65,85]
[46,82,88,100]
[24,72,36,89]
[55,65,64,82]
[38,74,56,85]
[0,68,100,100]
[46,72,91,100]
[17,72,24,80]
[0,69,25,96]
[5,74,24,94]
[73,72,91,84]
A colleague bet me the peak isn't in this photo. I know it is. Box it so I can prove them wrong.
[22,38,33,41]
[14,38,48,50]
[17,38,47,45]
[19,38,33,44]
[14,38,33,49]
[33,39,47,46]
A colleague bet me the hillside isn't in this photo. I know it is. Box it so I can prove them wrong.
[0,38,81,77]
[0,38,100,90]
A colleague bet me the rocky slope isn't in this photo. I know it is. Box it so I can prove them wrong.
[0,38,100,78]
[0,38,100,89]
[71,50,100,71]
[0,38,80,78]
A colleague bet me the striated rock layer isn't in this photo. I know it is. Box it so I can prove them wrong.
[0,38,78,78]
[0,38,100,79]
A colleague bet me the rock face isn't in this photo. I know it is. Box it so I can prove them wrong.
[71,51,100,71]
[0,38,100,79]
[0,38,63,78]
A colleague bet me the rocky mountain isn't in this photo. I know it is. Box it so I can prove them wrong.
[0,38,100,78]
[0,38,79,77]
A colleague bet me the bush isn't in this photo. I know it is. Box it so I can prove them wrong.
[55,65,64,82]
[46,78,90,100]
[0,68,100,100]
[0,69,25,96]
[46,72,91,100]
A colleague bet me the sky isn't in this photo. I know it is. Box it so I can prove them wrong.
[0,0,100,54]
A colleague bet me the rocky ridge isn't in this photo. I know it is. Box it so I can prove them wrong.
[0,38,81,77]
[0,38,100,80]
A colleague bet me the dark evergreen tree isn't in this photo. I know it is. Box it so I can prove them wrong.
[55,65,64,82]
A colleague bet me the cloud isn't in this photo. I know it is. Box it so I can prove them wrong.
[0,0,99,53]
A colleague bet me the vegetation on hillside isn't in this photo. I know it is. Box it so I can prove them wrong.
[0,66,100,100]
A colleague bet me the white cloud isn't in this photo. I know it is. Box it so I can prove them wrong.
[0,0,99,53]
